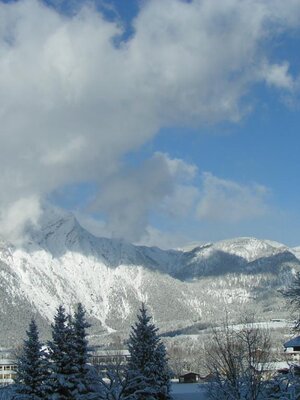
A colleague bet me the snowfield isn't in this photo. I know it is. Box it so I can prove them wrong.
[0,384,208,400]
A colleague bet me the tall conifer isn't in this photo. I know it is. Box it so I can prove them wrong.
[125,304,172,400]
[47,305,77,400]
[14,318,50,400]
[71,303,95,399]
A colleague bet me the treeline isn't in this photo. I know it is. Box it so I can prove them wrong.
[12,303,172,400]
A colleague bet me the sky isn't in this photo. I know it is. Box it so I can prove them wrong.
[0,0,300,248]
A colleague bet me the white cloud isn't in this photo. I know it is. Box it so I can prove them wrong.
[89,152,197,241]
[74,212,108,238]
[0,0,299,240]
[162,184,199,219]
[75,212,194,250]
[0,196,41,244]
[197,172,270,222]
[261,62,294,90]
[162,154,197,182]
[74,168,272,247]
[136,225,192,250]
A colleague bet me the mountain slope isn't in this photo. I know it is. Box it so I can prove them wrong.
[0,208,298,346]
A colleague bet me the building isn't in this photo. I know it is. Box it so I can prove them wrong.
[0,359,17,386]
[179,372,201,383]
[284,336,300,360]
[90,349,130,374]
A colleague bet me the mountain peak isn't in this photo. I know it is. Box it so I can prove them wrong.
[213,237,287,262]
[0,206,298,346]
[27,205,81,256]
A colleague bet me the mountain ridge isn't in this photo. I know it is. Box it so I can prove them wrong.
[0,207,298,346]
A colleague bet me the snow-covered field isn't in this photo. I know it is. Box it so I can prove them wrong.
[0,384,209,400]
[171,383,208,400]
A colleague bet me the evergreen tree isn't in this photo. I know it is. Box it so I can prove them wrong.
[125,304,172,400]
[47,305,77,400]
[71,303,96,399]
[14,318,50,400]
[73,304,90,375]
[48,304,99,400]
[154,343,172,400]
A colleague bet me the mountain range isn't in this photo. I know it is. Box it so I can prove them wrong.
[0,207,298,347]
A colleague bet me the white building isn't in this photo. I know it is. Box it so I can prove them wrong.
[0,359,17,386]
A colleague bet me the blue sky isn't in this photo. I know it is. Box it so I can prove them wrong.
[1,0,300,247]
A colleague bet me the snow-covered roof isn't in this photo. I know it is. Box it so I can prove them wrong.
[265,362,290,371]
[255,361,291,372]
[91,349,130,356]
[0,359,16,365]
[284,336,300,348]
[179,372,200,377]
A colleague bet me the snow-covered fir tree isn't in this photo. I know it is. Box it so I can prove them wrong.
[154,342,172,399]
[14,318,50,400]
[47,305,78,400]
[125,303,172,400]
[71,303,98,399]
[47,304,99,400]
[72,304,90,374]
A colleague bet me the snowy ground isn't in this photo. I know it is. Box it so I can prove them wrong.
[171,383,208,400]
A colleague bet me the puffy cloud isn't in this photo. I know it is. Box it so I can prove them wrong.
[90,153,197,241]
[136,225,192,250]
[75,166,272,247]
[74,211,108,238]
[162,155,197,182]
[197,172,270,222]
[0,196,41,244]
[162,184,199,219]
[0,0,299,240]
[261,62,294,90]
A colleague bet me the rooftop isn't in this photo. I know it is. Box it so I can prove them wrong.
[284,336,300,348]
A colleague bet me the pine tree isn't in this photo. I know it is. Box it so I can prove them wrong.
[47,305,77,400]
[71,303,96,399]
[73,304,90,374]
[154,343,172,400]
[14,318,50,400]
[125,304,172,400]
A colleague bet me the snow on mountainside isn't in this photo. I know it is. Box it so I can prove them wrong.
[0,206,298,346]
[291,246,300,261]
[214,237,288,262]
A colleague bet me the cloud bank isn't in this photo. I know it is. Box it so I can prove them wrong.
[197,172,269,222]
[0,0,299,242]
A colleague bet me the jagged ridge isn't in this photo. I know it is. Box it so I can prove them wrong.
[0,207,298,346]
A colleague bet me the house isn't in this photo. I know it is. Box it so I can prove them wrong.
[262,362,291,378]
[179,372,201,383]
[90,349,130,374]
[284,336,300,360]
[0,359,17,386]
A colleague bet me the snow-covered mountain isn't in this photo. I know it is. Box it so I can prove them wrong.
[0,207,298,346]
[291,246,300,261]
